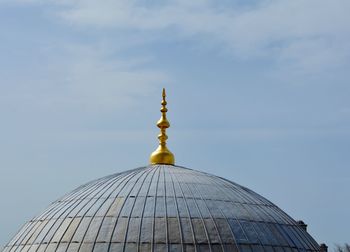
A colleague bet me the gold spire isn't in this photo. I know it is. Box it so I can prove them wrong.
[149,88,175,165]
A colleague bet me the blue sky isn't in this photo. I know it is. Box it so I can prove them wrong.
[0,0,349,249]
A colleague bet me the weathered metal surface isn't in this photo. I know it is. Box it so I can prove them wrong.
[2,165,320,252]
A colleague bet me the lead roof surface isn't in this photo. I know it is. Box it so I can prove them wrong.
[3,165,320,252]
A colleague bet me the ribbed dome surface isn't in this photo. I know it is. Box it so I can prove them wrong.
[3,165,320,252]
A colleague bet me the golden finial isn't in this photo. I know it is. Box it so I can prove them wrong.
[149,88,175,165]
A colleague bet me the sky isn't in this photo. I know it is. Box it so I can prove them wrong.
[0,0,349,249]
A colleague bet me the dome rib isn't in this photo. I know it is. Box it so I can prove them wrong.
[108,166,156,251]
[207,175,270,250]
[3,165,321,252]
[170,165,203,249]
[179,167,228,251]
[92,167,151,251]
[60,170,136,248]
[166,165,184,249]
[192,171,247,251]
[206,174,307,251]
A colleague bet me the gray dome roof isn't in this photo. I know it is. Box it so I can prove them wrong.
[3,165,320,252]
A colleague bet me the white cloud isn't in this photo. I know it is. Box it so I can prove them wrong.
[47,0,350,72]
[2,0,350,72]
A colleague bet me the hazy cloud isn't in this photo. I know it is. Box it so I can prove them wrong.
[6,0,347,73]
[0,43,166,112]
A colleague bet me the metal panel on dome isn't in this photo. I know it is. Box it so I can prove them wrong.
[2,165,321,252]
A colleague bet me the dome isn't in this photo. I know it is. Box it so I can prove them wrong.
[2,89,322,252]
[3,165,320,252]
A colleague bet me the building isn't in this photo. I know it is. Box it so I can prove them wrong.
[2,89,324,252]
